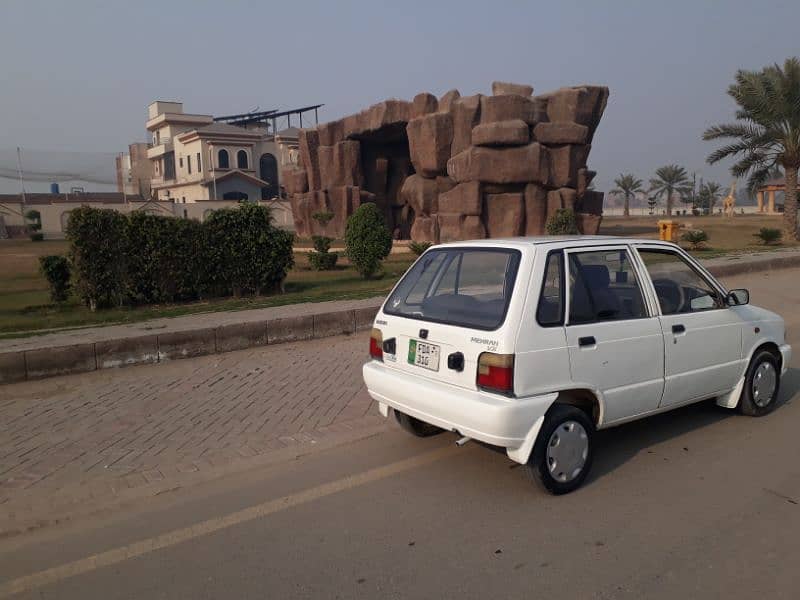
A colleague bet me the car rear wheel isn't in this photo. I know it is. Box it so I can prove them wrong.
[394,410,444,437]
[526,405,595,495]
[738,349,781,416]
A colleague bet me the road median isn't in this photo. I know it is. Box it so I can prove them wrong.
[2,249,799,384]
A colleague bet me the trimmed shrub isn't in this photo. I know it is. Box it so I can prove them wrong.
[25,209,42,231]
[545,208,579,235]
[125,211,203,304]
[409,241,432,256]
[345,203,392,279]
[308,251,338,270]
[681,229,709,250]
[201,203,294,296]
[29,232,44,242]
[64,204,294,309]
[753,227,782,245]
[65,207,129,310]
[38,255,71,302]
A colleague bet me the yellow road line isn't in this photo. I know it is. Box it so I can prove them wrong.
[0,445,459,598]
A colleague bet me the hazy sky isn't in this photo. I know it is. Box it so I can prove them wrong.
[1,0,798,193]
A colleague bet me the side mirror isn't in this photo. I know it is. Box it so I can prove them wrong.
[726,288,749,306]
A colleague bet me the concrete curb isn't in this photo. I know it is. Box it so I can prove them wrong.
[0,305,382,385]
[2,251,799,385]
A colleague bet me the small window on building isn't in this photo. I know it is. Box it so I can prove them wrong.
[183,209,188,218]
[179,156,183,168]
[187,155,192,174]
[218,149,229,169]
[197,152,202,172]
[237,150,248,169]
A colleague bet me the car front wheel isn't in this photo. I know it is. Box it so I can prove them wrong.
[526,405,595,495]
[738,349,781,416]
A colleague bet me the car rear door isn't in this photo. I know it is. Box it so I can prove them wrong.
[564,245,665,425]
[635,246,744,407]
[378,246,526,391]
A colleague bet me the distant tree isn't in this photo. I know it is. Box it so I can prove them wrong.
[649,165,693,216]
[611,174,644,217]
[697,181,723,212]
[704,57,800,240]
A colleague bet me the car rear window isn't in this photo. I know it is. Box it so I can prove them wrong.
[384,248,521,330]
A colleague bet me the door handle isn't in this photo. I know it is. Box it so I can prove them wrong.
[672,324,686,334]
[578,336,596,347]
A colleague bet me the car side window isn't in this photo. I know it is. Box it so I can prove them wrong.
[568,250,647,324]
[638,249,722,315]
[537,251,564,326]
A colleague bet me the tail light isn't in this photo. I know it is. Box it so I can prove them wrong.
[477,352,514,394]
[369,328,383,361]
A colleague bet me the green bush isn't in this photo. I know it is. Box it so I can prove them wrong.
[25,209,42,232]
[65,207,129,310]
[126,212,202,304]
[29,232,44,242]
[681,229,709,250]
[65,204,294,309]
[311,235,333,254]
[753,227,782,245]
[201,203,294,296]
[409,241,432,256]
[345,203,392,279]
[545,208,579,235]
[38,255,71,302]
[308,251,338,270]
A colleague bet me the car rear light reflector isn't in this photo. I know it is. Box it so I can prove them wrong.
[369,328,383,361]
[477,352,514,394]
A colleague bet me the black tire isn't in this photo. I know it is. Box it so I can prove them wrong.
[738,349,781,416]
[394,410,444,437]
[525,404,595,495]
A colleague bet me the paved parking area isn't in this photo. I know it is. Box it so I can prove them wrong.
[0,332,380,535]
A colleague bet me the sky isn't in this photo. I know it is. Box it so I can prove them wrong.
[1,0,798,194]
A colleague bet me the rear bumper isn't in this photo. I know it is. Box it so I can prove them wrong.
[780,343,792,375]
[363,361,555,450]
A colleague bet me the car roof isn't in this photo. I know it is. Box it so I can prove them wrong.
[437,235,679,250]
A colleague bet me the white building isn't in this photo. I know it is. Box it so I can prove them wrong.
[144,101,301,204]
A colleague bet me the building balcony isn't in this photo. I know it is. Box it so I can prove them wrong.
[150,175,176,188]
[146,140,173,159]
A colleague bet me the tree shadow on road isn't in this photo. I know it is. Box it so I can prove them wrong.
[586,366,799,486]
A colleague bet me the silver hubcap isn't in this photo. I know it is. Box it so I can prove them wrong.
[546,420,589,483]
[752,361,777,407]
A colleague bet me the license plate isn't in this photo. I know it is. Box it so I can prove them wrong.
[408,339,440,371]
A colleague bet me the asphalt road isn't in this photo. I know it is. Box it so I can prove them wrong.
[1,268,799,599]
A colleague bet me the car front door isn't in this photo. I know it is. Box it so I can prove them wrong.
[564,246,665,425]
[635,247,744,407]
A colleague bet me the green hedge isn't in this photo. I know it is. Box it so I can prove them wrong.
[345,203,392,279]
[65,204,294,310]
[39,255,71,302]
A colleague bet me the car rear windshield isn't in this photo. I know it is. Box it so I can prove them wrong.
[384,248,521,330]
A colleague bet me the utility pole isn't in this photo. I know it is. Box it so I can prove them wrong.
[16,147,26,206]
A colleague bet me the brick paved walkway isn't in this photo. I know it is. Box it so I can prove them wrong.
[0,332,384,536]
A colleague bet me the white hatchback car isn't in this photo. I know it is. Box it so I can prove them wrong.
[363,237,791,494]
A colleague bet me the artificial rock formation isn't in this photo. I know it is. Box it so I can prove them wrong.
[284,80,608,240]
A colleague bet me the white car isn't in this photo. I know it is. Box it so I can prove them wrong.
[363,236,791,494]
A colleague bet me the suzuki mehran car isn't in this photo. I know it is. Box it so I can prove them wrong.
[362,237,790,494]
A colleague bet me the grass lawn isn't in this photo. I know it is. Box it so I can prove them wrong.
[0,213,793,338]
[0,241,415,338]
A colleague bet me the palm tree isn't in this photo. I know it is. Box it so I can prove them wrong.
[612,174,644,217]
[649,165,693,216]
[704,57,800,239]
[697,181,722,213]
